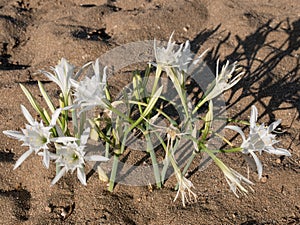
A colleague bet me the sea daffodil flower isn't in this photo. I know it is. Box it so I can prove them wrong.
[3,105,71,169]
[41,58,75,100]
[204,60,243,102]
[50,127,109,186]
[154,32,193,74]
[71,59,109,113]
[210,153,254,197]
[223,166,254,197]
[174,172,197,207]
[226,105,291,179]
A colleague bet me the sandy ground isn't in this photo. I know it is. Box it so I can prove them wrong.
[0,0,299,224]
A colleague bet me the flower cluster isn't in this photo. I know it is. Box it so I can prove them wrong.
[3,34,291,207]
[4,58,109,186]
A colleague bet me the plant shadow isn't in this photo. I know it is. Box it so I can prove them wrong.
[183,18,300,177]
[0,43,29,70]
[195,18,300,123]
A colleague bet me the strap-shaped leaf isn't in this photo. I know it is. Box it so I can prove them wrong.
[88,119,110,144]
[20,84,47,123]
[143,85,163,117]
[42,108,51,125]
[201,100,213,141]
[132,86,162,128]
[38,81,55,113]
[132,73,140,100]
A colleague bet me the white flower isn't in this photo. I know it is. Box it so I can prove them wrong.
[154,32,193,74]
[71,59,109,113]
[223,166,254,197]
[173,173,197,207]
[204,60,243,101]
[226,105,291,179]
[210,151,253,197]
[3,105,63,169]
[153,33,208,92]
[41,58,75,99]
[50,128,109,186]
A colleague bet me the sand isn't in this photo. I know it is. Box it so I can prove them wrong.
[0,0,299,224]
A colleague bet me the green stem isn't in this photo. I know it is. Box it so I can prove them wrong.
[71,109,78,137]
[169,67,190,119]
[105,128,112,158]
[192,97,207,115]
[108,104,133,123]
[145,133,161,188]
[108,154,119,192]
[120,131,129,154]
[219,147,243,153]
[223,117,250,126]
[151,66,162,97]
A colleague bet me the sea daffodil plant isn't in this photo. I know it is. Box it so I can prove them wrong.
[3,34,291,207]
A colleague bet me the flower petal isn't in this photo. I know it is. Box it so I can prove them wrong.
[41,70,60,86]
[265,147,291,156]
[250,105,258,128]
[50,108,62,127]
[42,149,50,169]
[93,58,100,80]
[51,167,67,186]
[3,130,24,140]
[84,155,109,162]
[225,125,247,142]
[77,167,87,185]
[102,66,107,84]
[13,149,34,170]
[268,119,281,132]
[20,105,35,125]
[80,128,90,145]
[51,136,78,143]
[249,151,263,179]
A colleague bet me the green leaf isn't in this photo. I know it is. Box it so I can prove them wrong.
[43,108,51,125]
[38,81,55,113]
[143,85,163,116]
[202,100,213,141]
[125,85,163,134]
[20,84,47,123]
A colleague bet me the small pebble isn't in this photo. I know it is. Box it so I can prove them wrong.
[45,206,52,213]
[281,185,286,195]
[276,158,282,164]
[61,208,68,218]
[261,176,268,183]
